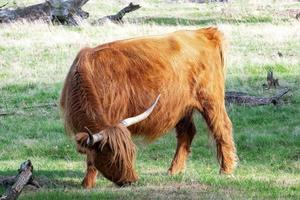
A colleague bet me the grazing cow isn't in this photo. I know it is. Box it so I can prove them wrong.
[60,27,237,188]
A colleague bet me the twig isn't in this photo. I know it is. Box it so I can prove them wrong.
[20,103,58,110]
[0,112,15,117]
[0,103,57,117]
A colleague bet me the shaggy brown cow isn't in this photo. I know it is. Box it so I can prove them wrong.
[60,27,237,188]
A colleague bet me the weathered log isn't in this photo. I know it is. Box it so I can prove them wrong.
[225,88,290,106]
[92,2,141,25]
[0,160,39,200]
[0,1,140,25]
[0,0,90,24]
[49,0,90,25]
[0,2,52,23]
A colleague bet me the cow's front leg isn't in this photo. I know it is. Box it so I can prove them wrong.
[168,112,196,175]
[82,152,98,188]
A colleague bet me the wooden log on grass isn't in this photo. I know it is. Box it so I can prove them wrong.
[225,88,290,106]
[92,2,141,25]
[0,0,90,25]
[0,2,52,23]
[0,0,141,25]
[0,160,40,200]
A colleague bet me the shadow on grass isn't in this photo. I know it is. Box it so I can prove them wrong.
[4,175,297,200]
[1,75,299,198]
[0,169,84,189]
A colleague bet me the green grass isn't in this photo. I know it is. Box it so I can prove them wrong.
[0,0,300,199]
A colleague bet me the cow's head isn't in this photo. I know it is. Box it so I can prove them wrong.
[76,95,160,186]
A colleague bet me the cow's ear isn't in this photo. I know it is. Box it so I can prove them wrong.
[75,132,90,154]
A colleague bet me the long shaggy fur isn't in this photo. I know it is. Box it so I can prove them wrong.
[76,124,136,184]
[97,124,136,183]
[60,27,237,186]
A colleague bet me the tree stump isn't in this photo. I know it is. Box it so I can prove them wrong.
[266,70,279,89]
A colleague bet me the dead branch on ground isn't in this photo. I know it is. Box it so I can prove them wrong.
[225,88,290,106]
[92,2,141,25]
[0,160,40,200]
[0,103,58,117]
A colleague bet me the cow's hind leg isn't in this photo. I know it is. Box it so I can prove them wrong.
[82,152,98,188]
[201,103,237,174]
[168,112,196,175]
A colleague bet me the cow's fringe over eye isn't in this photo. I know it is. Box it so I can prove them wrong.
[98,124,136,183]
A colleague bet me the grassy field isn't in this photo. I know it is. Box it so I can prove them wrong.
[0,0,300,199]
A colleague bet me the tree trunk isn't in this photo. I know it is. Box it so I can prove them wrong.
[0,2,52,23]
[0,0,90,25]
[0,1,140,25]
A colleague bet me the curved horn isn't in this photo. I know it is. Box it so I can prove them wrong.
[85,127,103,146]
[121,94,161,127]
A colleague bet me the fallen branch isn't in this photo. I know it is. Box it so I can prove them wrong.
[18,102,58,110]
[0,103,57,117]
[0,112,15,117]
[0,2,51,23]
[92,2,141,25]
[225,88,290,106]
[0,160,40,200]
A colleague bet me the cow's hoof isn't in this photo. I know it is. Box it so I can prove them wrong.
[81,179,96,189]
[168,167,185,176]
[219,169,235,178]
[115,181,134,187]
